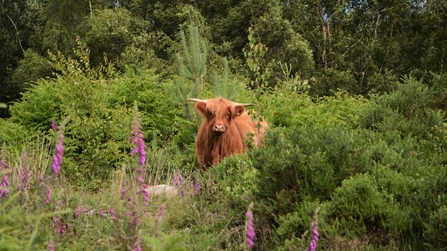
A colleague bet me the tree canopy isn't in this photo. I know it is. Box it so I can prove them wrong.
[1,0,445,103]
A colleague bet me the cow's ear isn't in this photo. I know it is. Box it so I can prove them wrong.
[234,105,245,116]
[195,102,207,116]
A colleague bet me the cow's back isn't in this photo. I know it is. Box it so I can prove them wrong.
[235,112,268,146]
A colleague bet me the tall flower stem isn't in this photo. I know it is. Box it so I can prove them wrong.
[306,207,320,251]
[0,143,11,198]
[244,202,255,250]
[130,101,146,167]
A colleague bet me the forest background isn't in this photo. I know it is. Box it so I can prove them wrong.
[1,0,447,250]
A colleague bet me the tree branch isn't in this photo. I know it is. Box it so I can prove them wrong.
[1,3,25,54]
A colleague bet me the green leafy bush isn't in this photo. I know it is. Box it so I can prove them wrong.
[0,119,29,147]
[424,205,447,249]
[324,173,403,242]
[262,88,369,129]
[359,76,444,140]
[109,68,180,144]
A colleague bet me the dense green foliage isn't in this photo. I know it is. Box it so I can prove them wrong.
[2,1,447,250]
[2,0,447,101]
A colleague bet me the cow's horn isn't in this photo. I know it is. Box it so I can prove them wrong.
[187,98,207,103]
[233,102,254,107]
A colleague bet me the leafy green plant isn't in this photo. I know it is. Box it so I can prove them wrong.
[424,205,447,249]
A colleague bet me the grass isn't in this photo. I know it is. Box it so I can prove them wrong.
[0,122,259,251]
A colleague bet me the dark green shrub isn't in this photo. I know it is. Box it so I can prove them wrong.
[359,76,445,141]
[324,173,405,243]
[274,198,320,250]
[9,79,62,132]
[109,68,180,144]
[424,205,447,250]
[251,126,368,205]
[246,125,370,249]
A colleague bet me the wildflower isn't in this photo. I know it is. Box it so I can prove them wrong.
[52,217,67,233]
[194,181,199,193]
[46,186,51,204]
[0,174,10,198]
[133,240,142,251]
[130,103,146,166]
[155,204,166,221]
[51,119,57,131]
[245,203,255,248]
[0,146,11,198]
[19,168,31,191]
[50,117,70,176]
[120,188,126,200]
[138,185,149,206]
[110,208,117,221]
[306,207,320,251]
[52,134,65,175]
[75,205,85,218]
[173,173,184,196]
[173,173,183,186]
[47,240,54,251]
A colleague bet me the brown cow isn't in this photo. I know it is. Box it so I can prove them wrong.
[188,97,268,171]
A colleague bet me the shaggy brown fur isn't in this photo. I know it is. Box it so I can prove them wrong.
[188,97,269,171]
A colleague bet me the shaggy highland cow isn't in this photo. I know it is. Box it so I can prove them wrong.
[188,97,268,171]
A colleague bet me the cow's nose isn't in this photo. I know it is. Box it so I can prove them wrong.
[214,125,224,131]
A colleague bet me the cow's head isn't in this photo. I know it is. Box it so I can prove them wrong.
[188,97,254,135]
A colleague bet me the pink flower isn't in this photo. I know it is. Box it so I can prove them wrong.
[245,203,255,248]
[0,150,11,198]
[173,173,184,197]
[110,208,117,221]
[47,240,54,251]
[19,168,31,191]
[194,182,199,192]
[51,119,57,131]
[155,204,166,221]
[75,205,85,218]
[306,207,320,251]
[246,211,255,247]
[46,186,51,204]
[52,217,66,233]
[0,172,10,198]
[52,135,64,175]
[133,240,142,251]
[308,222,319,251]
[130,116,146,167]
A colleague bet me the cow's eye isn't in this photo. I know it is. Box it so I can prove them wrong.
[227,112,231,118]
[207,111,214,117]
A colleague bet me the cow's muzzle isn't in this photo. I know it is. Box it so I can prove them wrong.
[213,125,225,135]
